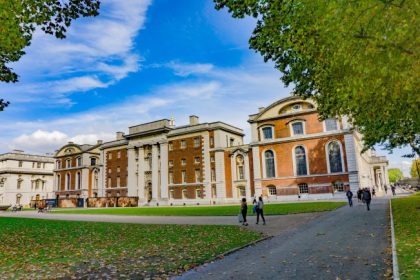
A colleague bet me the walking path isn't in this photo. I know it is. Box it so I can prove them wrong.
[176,198,392,280]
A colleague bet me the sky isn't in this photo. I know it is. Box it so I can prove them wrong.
[0,0,413,175]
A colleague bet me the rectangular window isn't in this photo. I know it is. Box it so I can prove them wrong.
[117,177,120,188]
[117,167,120,173]
[32,162,35,168]
[66,159,71,168]
[195,169,201,182]
[108,152,112,159]
[262,127,273,139]
[107,178,111,188]
[196,189,202,199]
[169,172,173,184]
[211,156,215,162]
[169,160,174,167]
[169,142,173,151]
[17,180,22,189]
[108,168,111,174]
[90,157,97,166]
[18,161,23,167]
[238,166,245,180]
[211,168,216,181]
[77,157,82,167]
[210,136,214,147]
[325,118,338,131]
[181,159,186,166]
[298,183,309,194]
[37,162,41,168]
[194,157,200,164]
[194,137,200,147]
[181,171,186,183]
[181,140,186,149]
[292,122,304,135]
[117,151,121,158]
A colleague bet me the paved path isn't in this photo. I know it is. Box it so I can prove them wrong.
[176,198,391,280]
[0,210,323,236]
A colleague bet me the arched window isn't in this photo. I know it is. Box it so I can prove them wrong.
[56,160,61,169]
[328,141,343,173]
[295,146,308,176]
[264,150,275,178]
[76,157,82,167]
[267,185,277,196]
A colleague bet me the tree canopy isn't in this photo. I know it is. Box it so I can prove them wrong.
[388,168,403,183]
[214,0,420,156]
[410,158,420,178]
[0,0,100,111]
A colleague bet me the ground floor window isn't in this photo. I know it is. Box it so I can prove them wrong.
[211,185,217,198]
[298,183,309,194]
[196,188,203,199]
[333,181,344,192]
[237,186,246,197]
[267,185,277,195]
[182,189,188,199]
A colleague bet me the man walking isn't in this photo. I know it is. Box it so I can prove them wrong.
[362,188,372,211]
[346,189,353,207]
[391,185,396,196]
[256,196,266,225]
[357,188,362,203]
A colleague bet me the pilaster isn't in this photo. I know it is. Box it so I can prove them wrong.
[151,144,159,200]
[160,142,169,200]
[127,147,137,197]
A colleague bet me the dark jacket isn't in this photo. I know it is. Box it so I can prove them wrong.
[241,202,248,213]
[346,190,353,198]
[362,190,372,201]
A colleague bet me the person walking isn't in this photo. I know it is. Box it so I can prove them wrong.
[240,198,248,226]
[357,188,362,203]
[362,188,372,211]
[346,189,353,207]
[372,188,376,197]
[384,184,388,194]
[256,196,266,225]
[391,185,396,196]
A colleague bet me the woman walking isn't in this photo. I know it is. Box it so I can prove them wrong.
[256,196,266,225]
[240,198,248,226]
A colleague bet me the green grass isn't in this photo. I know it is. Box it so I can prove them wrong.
[392,193,420,280]
[52,201,346,216]
[0,217,261,279]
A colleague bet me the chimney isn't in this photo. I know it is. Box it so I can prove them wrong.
[116,132,124,140]
[97,140,103,145]
[12,149,24,154]
[68,141,74,144]
[258,107,265,113]
[189,115,199,125]
[169,116,175,128]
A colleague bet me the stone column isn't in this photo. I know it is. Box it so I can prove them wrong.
[244,153,252,199]
[98,149,105,197]
[138,146,145,202]
[151,144,159,201]
[252,146,262,197]
[215,150,226,199]
[127,147,137,197]
[160,142,169,201]
[202,133,212,200]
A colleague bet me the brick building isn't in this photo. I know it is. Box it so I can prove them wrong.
[53,96,389,206]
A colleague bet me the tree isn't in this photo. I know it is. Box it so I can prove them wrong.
[214,0,420,156]
[410,158,420,178]
[388,168,403,183]
[0,0,101,110]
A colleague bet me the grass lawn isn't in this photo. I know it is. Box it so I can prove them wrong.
[0,217,261,279]
[392,193,420,280]
[52,201,346,216]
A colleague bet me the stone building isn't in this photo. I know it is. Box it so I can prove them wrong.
[0,150,54,206]
[54,142,101,203]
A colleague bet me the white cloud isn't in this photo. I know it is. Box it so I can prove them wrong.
[166,61,214,77]
[5,60,290,154]
[0,0,152,104]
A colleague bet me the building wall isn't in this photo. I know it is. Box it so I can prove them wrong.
[105,147,128,196]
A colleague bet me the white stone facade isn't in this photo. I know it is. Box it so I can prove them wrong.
[0,151,54,207]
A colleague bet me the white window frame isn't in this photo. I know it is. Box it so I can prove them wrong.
[289,120,306,136]
[291,104,302,112]
[76,172,81,189]
[325,140,345,173]
[298,183,309,194]
[262,149,277,179]
[323,118,339,132]
[181,140,186,149]
[267,185,277,196]
[76,157,82,167]
[181,159,186,166]
[169,160,174,167]
[196,188,203,199]
[169,172,174,184]
[193,137,200,147]
[260,125,274,140]
[66,158,71,168]
[181,171,186,183]
[194,157,200,164]
[195,169,201,182]
[292,145,310,176]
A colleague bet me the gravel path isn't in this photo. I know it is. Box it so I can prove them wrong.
[176,198,391,280]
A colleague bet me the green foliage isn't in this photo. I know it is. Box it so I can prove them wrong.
[388,168,404,183]
[410,158,420,178]
[392,193,420,279]
[214,0,420,156]
[52,201,346,216]
[0,218,261,278]
[0,0,100,109]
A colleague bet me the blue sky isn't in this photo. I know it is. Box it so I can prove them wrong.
[0,0,413,175]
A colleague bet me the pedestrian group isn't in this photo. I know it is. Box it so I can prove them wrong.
[239,196,266,226]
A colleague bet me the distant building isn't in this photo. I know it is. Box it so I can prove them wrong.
[52,96,389,206]
[0,150,54,206]
[53,142,101,202]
